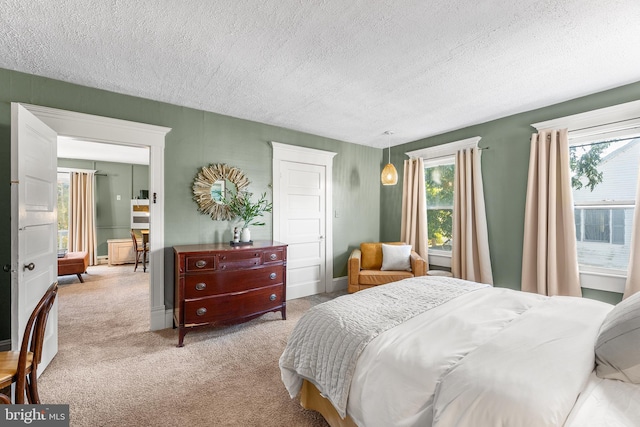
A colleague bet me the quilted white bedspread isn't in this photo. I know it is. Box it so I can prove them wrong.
[279,277,489,418]
[280,276,615,427]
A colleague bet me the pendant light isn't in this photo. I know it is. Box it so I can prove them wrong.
[381,130,398,185]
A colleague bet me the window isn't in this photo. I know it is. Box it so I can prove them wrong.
[406,136,481,267]
[57,171,70,250]
[574,207,629,245]
[425,162,454,252]
[534,99,640,292]
[570,138,638,272]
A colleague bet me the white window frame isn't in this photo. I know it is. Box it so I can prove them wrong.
[406,136,481,268]
[532,99,640,294]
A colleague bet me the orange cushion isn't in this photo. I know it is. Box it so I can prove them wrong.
[360,242,404,270]
[358,270,414,285]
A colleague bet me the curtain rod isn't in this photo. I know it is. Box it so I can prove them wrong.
[569,136,639,149]
[418,146,490,162]
[58,167,107,176]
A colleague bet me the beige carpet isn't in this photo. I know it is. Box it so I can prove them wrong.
[41,264,343,426]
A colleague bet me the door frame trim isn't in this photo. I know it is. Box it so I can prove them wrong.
[271,142,336,295]
[19,103,172,331]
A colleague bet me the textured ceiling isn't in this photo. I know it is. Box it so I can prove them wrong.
[2,0,640,148]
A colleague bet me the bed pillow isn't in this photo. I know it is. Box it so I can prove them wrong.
[380,244,412,272]
[595,291,640,383]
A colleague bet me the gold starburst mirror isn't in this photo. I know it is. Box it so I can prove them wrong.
[192,163,250,220]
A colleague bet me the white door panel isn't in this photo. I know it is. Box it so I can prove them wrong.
[280,161,326,299]
[272,142,336,300]
[287,241,322,261]
[11,103,58,374]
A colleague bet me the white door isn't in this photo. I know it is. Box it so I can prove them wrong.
[10,103,58,372]
[279,161,327,299]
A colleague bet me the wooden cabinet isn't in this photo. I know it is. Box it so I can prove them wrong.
[173,241,287,347]
[107,238,135,265]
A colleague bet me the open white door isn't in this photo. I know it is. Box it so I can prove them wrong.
[10,103,58,372]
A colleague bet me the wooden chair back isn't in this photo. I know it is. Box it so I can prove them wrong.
[130,230,140,252]
[14,281,58,403]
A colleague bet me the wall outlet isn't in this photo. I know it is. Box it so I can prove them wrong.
[116,195,121,201]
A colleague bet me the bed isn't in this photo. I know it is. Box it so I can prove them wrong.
[279,276,640,427]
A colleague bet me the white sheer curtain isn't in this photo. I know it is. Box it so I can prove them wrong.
[521,129,581,296]
[69,171,97,266]
[451,148,493,284]
[401,158,428,260]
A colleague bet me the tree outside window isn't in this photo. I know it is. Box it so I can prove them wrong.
[425,163,455,251]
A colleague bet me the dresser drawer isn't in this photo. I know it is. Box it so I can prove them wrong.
[184,285,284,325]
[185,255,216,272]
[184,266,284,298]
[263,248,285,264]
[218,250,263,270]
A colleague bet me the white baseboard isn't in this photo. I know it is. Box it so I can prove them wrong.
[329,276,347,293]
[165,309,174,329]
[150,305,169,331]
[0,339,11,351]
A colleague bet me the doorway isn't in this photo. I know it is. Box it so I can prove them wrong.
[22,103,171,330]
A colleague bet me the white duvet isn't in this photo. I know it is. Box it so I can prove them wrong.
[339,285,612,426]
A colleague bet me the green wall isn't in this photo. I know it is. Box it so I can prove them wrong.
[0,68,382,341]
[58,159,149,257]
[382,81,640,304]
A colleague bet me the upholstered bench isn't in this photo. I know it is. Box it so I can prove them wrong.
[58,251,89,283]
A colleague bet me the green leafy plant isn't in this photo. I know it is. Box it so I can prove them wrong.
[222,191,273,229]
[570,142,610,191]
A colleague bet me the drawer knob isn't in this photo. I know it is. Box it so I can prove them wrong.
[269,294,277,301]
[196,307,207,316]
[221,265,226,270]
[269,253,277,260]
[195,282,206,291]
[269,272,277,280]
[195,260,207,268]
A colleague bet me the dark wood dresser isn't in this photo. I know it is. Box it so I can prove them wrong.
[173,241,287,347]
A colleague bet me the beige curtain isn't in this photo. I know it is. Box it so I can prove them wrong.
[69,171,97,266]
[452,148,493,284]
[401,158,428,260]
[623,161,640,298]
[521,129,581,296]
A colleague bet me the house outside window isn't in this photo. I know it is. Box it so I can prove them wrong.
[406,136,481,268]
[571,138,639,272]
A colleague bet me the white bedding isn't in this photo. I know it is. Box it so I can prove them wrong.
[565,372,640,427]
[281,277,631,427]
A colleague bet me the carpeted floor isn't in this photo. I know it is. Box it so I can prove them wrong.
[40,264,344,426]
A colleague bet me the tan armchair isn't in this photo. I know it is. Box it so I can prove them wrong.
[348,242,427,293]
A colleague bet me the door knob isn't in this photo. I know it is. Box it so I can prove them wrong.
[23,263,35,271]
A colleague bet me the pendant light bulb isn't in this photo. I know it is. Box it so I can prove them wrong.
[381,131,398,186]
